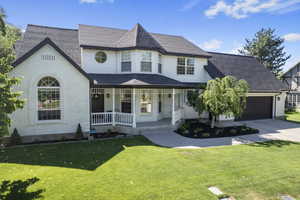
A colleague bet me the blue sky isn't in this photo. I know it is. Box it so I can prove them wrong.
[2,0,300,71]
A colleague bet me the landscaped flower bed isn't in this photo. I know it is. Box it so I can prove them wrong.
[176,119,259,139]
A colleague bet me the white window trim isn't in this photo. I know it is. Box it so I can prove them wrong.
[141,51,152,73]
[121,51,132,73]
[177,57,195,75]
[32,74,64,124]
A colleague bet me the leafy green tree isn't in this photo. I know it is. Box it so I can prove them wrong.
[0,7,6,36]
[0,24,24,137]
[239,28,290,77]
[188,76,249,128]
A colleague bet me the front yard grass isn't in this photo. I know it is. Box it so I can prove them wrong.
[1,136,300,200]
[285,111,300,123]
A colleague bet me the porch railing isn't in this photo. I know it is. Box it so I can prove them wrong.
[115,112,133,126]
[173,109,182,124]
[91,112,113,125]
[91,112,133,127]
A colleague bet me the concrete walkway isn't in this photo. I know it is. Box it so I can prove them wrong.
[142,119,300,148]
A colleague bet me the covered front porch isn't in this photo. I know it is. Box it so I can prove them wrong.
[90,88,186,128]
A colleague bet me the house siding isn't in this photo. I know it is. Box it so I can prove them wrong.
[9,44,90,136]
[81,49,212,83]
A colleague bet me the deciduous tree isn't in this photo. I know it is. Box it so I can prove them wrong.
[0,24,24,136]
[188,76,249,128]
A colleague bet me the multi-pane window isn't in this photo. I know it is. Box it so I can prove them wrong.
[186,58,195,74]
[121,51,131,72]
[177,58,186,74]
[177,57,195,75]
[158,54,162,73]
[140,90,152,113]
[37,77,61,121]
[141,51,152,72]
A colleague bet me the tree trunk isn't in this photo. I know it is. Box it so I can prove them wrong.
[211,116,215,129]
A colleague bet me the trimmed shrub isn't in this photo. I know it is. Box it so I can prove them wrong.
[9,128,22,146]
[75,124,84,140]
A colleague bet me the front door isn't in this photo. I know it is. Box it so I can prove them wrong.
[121,90,132,113]
[92,94,104,113]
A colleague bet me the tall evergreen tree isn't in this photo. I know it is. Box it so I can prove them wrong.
[0,7,6,36]
[239,28,290,77]
[0,23,24,137]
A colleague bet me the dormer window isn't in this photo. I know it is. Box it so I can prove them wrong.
[141,51,152,72]
[121,51,131,72]
[177,57,195,75]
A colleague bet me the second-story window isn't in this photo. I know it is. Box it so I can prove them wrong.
[158,54,162,73]
[121,51,131,72]
[177,58,186,74]
[186,58,195,75]
[141,51,152,72]
[177,57,195,75]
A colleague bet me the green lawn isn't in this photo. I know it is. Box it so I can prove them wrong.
[286,111,300,123]
[1,136,300,200]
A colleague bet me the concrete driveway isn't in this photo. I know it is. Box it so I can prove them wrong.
[142,119,300,148]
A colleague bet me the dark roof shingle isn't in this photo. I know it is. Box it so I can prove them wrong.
[15,24,81,65]
[78,24,210,57]
[89,73,202,88]
[205,52,287,92]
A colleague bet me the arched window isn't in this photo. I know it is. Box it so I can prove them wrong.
[37,77,61,120]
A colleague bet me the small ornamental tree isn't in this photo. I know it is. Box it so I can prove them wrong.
[0,24,24,137]
[188,76,249,128]
[75,123,84,140]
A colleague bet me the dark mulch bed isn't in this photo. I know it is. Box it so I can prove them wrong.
[176,119,259,139]
[2,132,127,147]
[92,132,127,139]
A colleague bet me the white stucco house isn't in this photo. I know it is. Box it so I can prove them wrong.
[10,23,287,140]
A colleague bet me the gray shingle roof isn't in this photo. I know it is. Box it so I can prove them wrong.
[88,73,202,88]
[115,24,164,51]
[205,52,287,92]
[78,24,210,57]
[15,24,81,65]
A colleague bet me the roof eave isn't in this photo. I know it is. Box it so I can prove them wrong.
[80,45,210,58]
[13,37,91,81]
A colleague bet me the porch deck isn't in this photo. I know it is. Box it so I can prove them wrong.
[136,118,172,128]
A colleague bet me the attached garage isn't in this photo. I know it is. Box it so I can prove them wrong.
[237,96,273,121]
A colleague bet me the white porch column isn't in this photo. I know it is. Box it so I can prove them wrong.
[133,88,136,128]
[172,88,175,125]
[112,88,115,126]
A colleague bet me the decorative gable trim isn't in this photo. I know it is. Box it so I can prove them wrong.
[12,37,91,81]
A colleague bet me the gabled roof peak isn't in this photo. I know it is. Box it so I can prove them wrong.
[114,23,165,52]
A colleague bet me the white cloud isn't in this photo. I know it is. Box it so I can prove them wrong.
[204,0,300,19]
[229,43,243,54]
[283,33,300,42]
[181,0,201,11]
[80,0,97,3]
[202,39,223,50]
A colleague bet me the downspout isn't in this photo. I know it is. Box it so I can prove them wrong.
[89,83,92,132]
[274,94,277,119]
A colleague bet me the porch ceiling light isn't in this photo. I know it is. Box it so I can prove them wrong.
[168,94,172,98]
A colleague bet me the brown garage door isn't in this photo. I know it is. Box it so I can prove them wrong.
[237,97,273,121]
